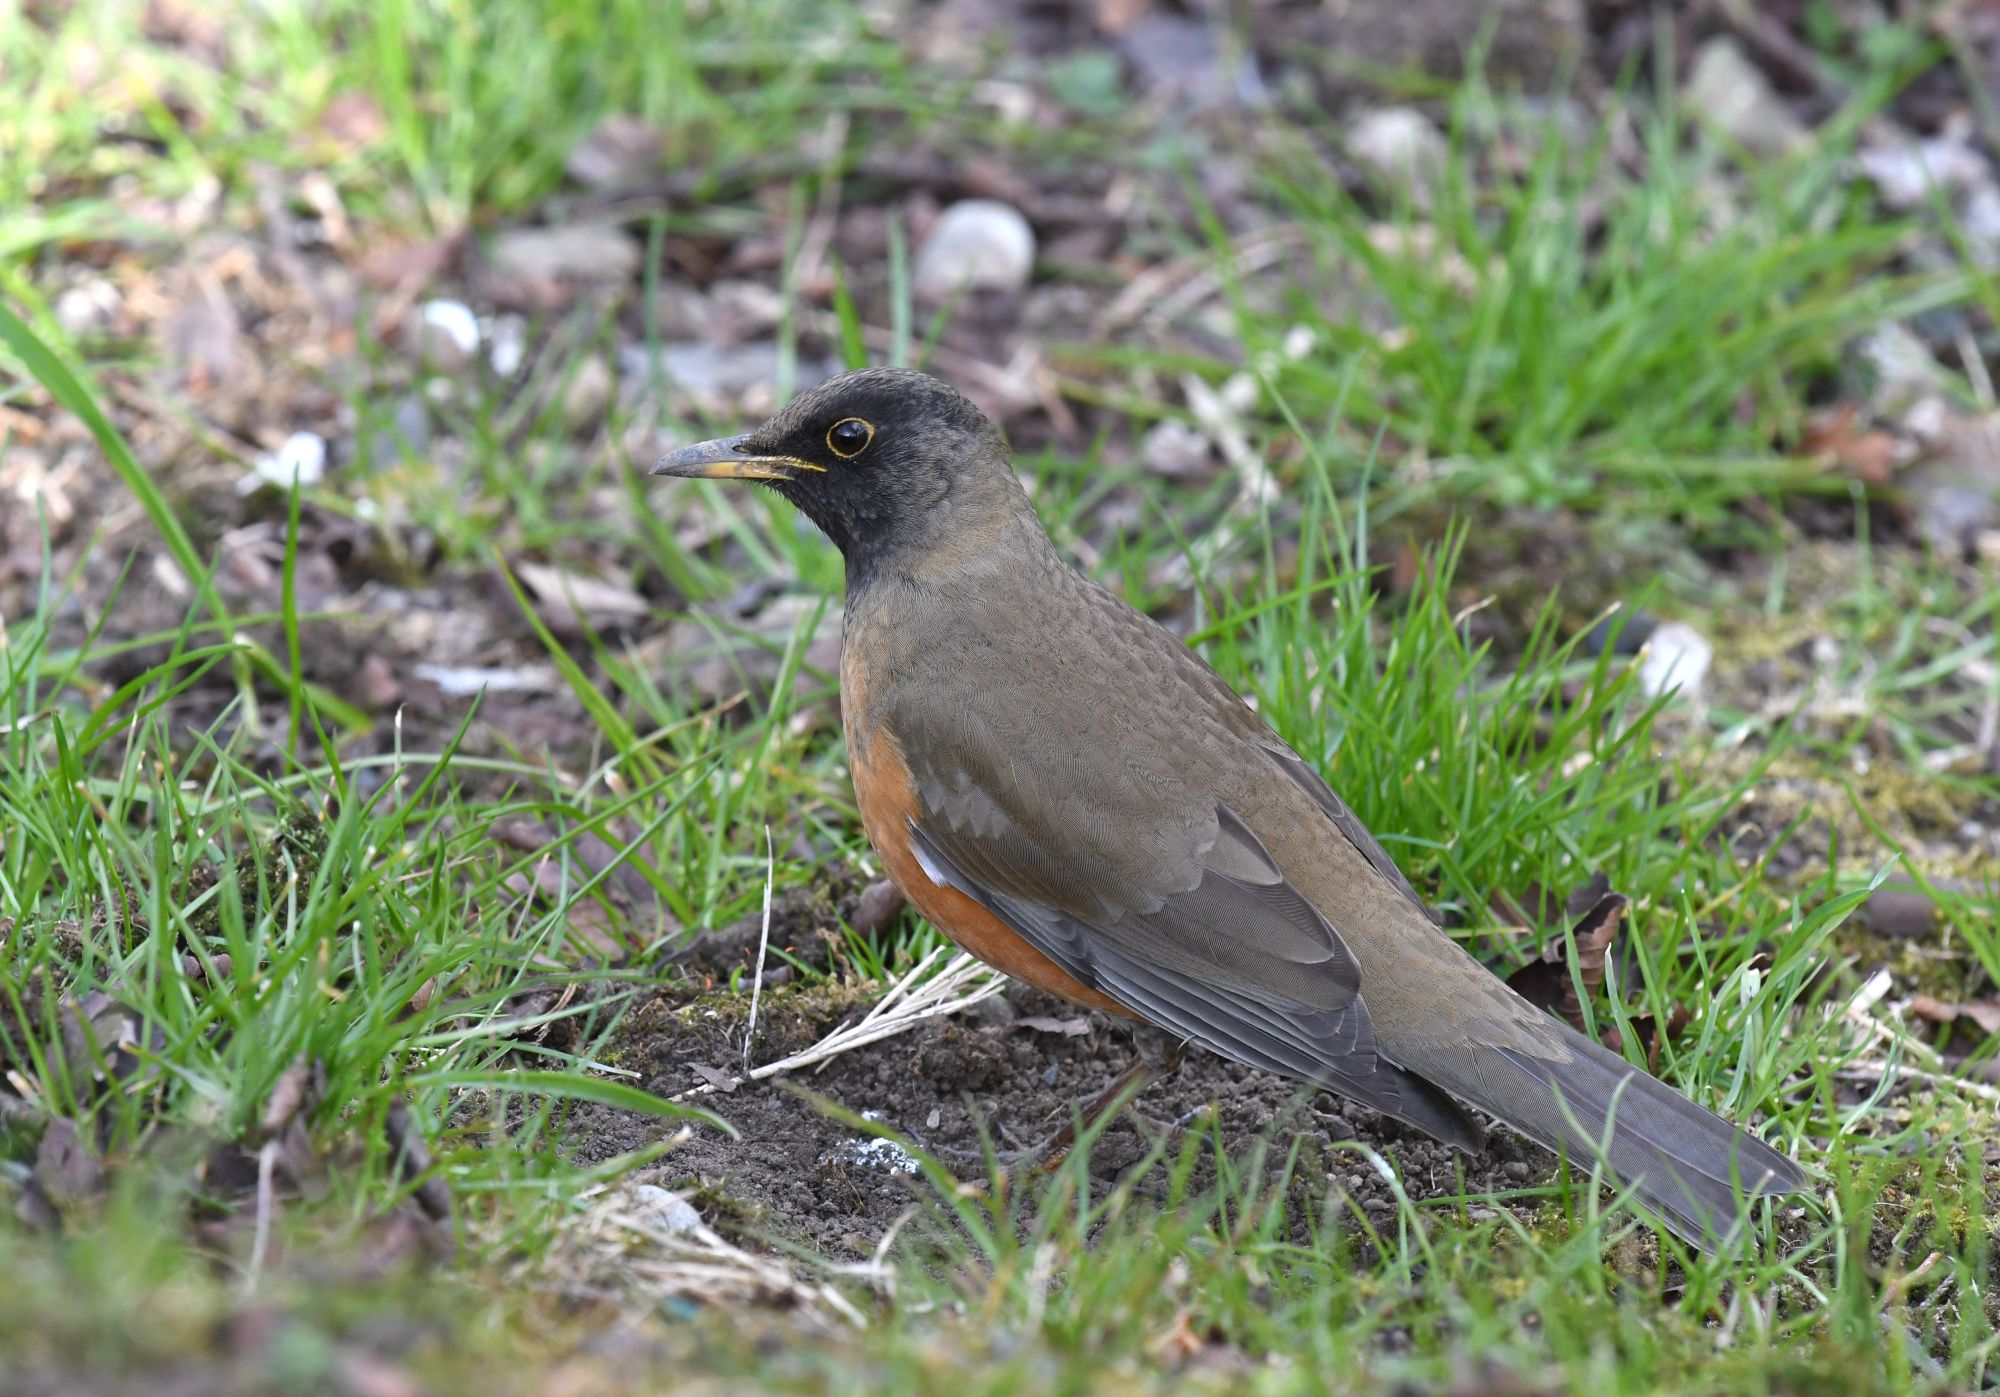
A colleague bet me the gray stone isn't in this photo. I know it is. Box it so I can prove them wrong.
[619,342,837,415]
[237,431,327,495]
[1286,0,1584,101]
[914,199,1036,303]
[1141,418,1214,480]
[490,223,641,283]
[1349,107,1448,205]
[405,298,480,370]
[560,355,614,428]
[1636,622,1713,702]
[55,278,120,337]
[564,114,664,189]
[1685,37,1809,158]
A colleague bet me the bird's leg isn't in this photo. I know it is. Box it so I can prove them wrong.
[1024,1024,1186,1167]
[960,1023,1186,1176]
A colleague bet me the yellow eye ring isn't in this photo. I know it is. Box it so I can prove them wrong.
[827,417,875,459]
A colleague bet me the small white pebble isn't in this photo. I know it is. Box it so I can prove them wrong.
[913,199,1036,302]
[629,1183,703,1235]
[237,431,326,494]
[488,314,527,377]
[417,299,480,358]
[1636,621,1713,702]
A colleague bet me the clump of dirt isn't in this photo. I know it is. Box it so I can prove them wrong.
[565,978,1549,1260]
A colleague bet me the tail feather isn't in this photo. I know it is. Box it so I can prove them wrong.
[1474,1027,1804,1247]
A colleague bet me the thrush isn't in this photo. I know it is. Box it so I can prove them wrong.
[652,367,1806,1246]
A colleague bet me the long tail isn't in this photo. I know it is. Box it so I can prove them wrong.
[1449,1024,1806,1247]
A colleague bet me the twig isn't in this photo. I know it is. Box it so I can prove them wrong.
[673,949,1006,1101]
[243,1138,280,1294]
[790,111,850,295]
[1881,1250,1945,1307]
[743,824,775,1074]
[1094,226,1304,335]
[579,1182,884,1330]
[1706,0,1839,96]
[1838,1059,2000,1106]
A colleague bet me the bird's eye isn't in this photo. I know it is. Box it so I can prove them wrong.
[827,417,875,459]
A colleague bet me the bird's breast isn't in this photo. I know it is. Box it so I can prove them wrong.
[839,615,1132,1017]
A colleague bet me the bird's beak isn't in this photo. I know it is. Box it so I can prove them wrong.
[649,435,822,482]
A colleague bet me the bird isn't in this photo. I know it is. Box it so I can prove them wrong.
[650,366,1807,1247]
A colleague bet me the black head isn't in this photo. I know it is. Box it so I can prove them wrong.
[650,368,1014,575]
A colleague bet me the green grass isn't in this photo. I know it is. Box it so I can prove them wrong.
[3,343,1989,1386]
[4,1,2000,1391]
[1067,53,1984,523]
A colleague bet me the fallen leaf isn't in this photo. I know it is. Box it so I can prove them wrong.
[1613,1004,1693,1072]
[478,223,642,310]
[1504,887,1628,1034]
[515,560,651,638]
[317,91,388,154]
[257,1055,320,1141]
[385,1099,453,1224]
[1093,0,1150,34]
[565,895,631,965]
[1800,403,1898,485]
[1909,995,2000,1038]
[564,114,665,189]
[164,281,248,394]
[354,235,459,295]
[690,1063,741,1093]
[1149,1310,1205,1364]
[34,1116,103,1205]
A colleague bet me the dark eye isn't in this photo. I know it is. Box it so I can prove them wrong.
[827,417,875,459]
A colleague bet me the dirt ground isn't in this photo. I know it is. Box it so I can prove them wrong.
[569,942,1552,1261]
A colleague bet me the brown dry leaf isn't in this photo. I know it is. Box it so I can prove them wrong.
[58,988,159,1090]
[385,1099,453,1224]
[1862,887,1939,939]
[1909,994,2000,1038]
[1489,880,1563,930]
[565,114,666,190]
[1093,0,1151,35]
[1149,1310,1205,1364]
[1612,1004,1693,1072]
[515,560,651,638]
[317,92,388,154]
[164,280,249,394]
[348,1204,454,1280]
[495,818,556,854]
[352,652,401,709]
[690,1064,741,1093]
[1800,403,1898,485]
[334,1349,428,1397]
[565,895,631,965]
[1504,886,1628,1034]
[33,1115,103,1206]
[257,1055,320,1141]
[354,235,459,296]
[182,951,233,982]
[500,856,566,906]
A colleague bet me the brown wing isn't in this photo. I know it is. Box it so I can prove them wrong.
[1261,743,1437,921]
[903,779,1481,1149]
